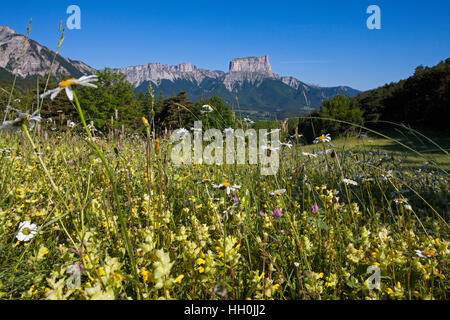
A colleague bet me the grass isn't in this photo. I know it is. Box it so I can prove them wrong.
[0,118,448,300]
[302,130,450,172]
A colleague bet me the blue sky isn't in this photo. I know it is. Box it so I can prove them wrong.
[1,0,449,91]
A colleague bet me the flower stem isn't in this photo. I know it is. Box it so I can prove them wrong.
[72,92,141,299]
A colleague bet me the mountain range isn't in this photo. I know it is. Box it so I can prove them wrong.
[118,56,360,118]
[0,26,360,118]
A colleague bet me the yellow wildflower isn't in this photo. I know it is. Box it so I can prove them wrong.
[141,267,150,282]
[174,275,185,284]
[97,268,105,277]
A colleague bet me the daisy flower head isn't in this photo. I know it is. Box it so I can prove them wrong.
[313,134,331,144]
[290,133,303,139]
[201,104,214,114]
[16,221,38,242]
[261,145,280,152]
[173,128,189,137]
[394,198,408,205]
[302,152,317,158]
[342,178,358,186]
[0,109,41,131]
[212,182,241,195]
[316,149,332,155]
[404,204,413,212]
[280,142,293,149]
[40,75,98,101]
[243,118,254,125]
[415,250,437,258]
[270,189,286,196]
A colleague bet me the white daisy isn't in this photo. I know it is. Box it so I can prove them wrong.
[302,152,317,158]
[280,142,293,149]
[6,155,22,161]
[40,75,98,101]
[342,178,358,186]
[316,149,332,155]
[414,249,437,258]
[404,204,413,212]
[200,104,214,114]
[313,134,331,144]
[394,198,408,205]
[0,109,41,131]
[212,182,241,195]
[270,189,287,196]
[243,118,254,125]
[173,128,189,136]
[290,133,303,139]
[16,221,38,242]
[261,145,280,152]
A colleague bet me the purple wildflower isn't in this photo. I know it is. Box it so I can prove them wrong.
[272,208,283,219]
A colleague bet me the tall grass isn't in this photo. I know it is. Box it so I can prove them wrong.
[0,22,448,300]
[0,120,448,299]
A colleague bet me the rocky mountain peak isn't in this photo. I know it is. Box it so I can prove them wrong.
[0,25,95,78]
[174,63,195,72]
[0,26,16,40]
[229,55,272,74]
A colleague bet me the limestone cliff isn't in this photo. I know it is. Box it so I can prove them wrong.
[119,62,225,87]
[0,26,95,78]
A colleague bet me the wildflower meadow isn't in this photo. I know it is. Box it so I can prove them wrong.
[0,73,448,300]
[0,15,448,301]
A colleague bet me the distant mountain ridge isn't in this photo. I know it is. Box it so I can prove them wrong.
[0,26,95,79]
[119,56,360,118]
[0,26,359,118]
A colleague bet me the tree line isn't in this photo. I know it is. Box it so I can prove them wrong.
[295,58,449,142]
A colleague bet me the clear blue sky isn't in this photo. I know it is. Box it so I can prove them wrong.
[1,0,449,91]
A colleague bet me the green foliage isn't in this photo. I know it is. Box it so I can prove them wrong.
[353,58,450,128]
[252,120,281,130]
[155,91,193,129]
[187,96,233,130]
[136,78,360,119]
[76,68,141,130]
[318,95,364,133]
